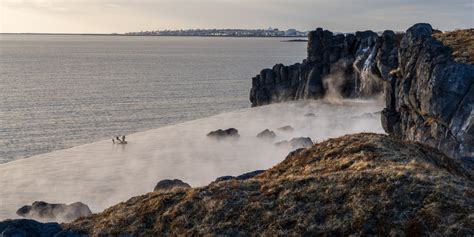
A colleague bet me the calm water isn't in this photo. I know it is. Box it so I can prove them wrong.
[0,35,306,163]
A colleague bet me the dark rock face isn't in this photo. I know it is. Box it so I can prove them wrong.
[154,179,191,192]
[381,23,474,161]
[0,219,82,237]
[256,129,276,139]
[207,128,240,139]
[215,170,265,182]
[16,201,92,223]
[250,28,400,106]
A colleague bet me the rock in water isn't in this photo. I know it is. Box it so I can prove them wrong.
[277,125,294,132]
[16,201,92,223]
[256,129,276,139]
[207,128,240,139]
[154,179,191,192]
[64,133,474,236]
[275,137,313,149]
[289,137,313,148]
[382,23,474,162]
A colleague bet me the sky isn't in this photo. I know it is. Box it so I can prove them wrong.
[1,0,473,33]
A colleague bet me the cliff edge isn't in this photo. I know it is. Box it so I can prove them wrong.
[382,23,474,161]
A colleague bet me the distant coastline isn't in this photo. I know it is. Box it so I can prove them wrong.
[0,32,308,38]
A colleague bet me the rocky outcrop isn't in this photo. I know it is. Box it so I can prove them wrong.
[207,128,240,139]
[250,28,400,106]
[381,23,474,162]
[16,201,92,223]
[64,133,473,236]
[154,179,191,192]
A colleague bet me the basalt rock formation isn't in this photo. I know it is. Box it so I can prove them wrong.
[381,23,474,162]
[249,28,401,106]
[63,133,473,236]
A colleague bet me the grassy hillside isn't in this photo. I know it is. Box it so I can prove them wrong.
[65,133,473,236]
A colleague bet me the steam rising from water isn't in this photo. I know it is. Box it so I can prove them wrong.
[0,99,384,221]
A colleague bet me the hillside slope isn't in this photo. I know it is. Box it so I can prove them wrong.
[64,133,473,236]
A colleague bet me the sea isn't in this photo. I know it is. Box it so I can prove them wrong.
[0,35,306,163]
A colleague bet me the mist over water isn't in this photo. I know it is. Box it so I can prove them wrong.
[0,99,384,221]
[0,35,306,163]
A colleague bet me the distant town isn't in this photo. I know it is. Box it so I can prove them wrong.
[125,28,308,37]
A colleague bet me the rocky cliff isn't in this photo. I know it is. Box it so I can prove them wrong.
[381,24,474,162]
[249,28,401,106]
[60,133,473,236]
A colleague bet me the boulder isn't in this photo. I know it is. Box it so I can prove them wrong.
[154,179,191,192]
[275,137,314,149]
[381,23,474,161]
[256,129,276,139]
[289,137,314,149]
[207,128,240,139]
[277,125,294,132]
[16,201,92,223]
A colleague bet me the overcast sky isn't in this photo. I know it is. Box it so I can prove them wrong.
[1,0,473,33]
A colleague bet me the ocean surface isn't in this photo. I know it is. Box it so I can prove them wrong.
[0,35,306,163]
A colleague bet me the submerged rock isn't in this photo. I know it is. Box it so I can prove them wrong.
[381,23,474,161]
[64,133,474,236]
[277,125,294,132]
[275,137,314,149]
[207,128,240,139]
[256,129,276,140]
[16,201,92,223]
[153,179,191,192]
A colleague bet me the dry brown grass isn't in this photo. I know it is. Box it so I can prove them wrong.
[65,133,474,236]
[433,29,474,65]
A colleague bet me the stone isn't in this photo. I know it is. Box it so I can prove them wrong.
[16,201,92,223]
[256,129,276,139]
[277,125,294,132]
[289,137,314,149]
[154,179,191,192]
[207,128,240,139]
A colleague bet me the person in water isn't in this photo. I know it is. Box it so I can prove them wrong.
[122,135,126,142]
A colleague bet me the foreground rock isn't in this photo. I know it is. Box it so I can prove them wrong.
[64,133,473,236]
[382,24,474,161]
[16,201,92,223]
[250,28,401,106]
[154,179,191,192]
[0,219,80,237]
[206,128,240,139]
